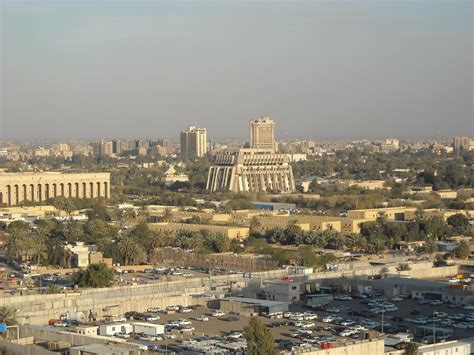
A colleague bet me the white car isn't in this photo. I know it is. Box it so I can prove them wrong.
[334,295,353,301]
[53,322,67,327]
[283,312,293,318]
[303,312,317,320]
[297,329,313,335]
[180,327,195,333]
[391,297,403,302]
[177,319,192,326]
[147,307,161,313]
[340,330,356,337]
[464,305,474,310]
[179,308,192,313]
[211,311,225,317]
[227,332,244,339]
[162,333,177,339]
[300,322,315,329]
[115,332,130,338]
[195,315,209,322]
[145,316,160,321]
[322,316,336,323]
[327,307,341,313]
[430,300,443,306]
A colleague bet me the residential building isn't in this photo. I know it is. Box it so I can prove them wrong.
[180,126,207,159]
[453,136,473,153]
[249,116,276,151]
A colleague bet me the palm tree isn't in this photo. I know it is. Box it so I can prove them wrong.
[210,233,230,253]
[403,342,419,355]
[118,236,143,265]
[185,234,205,251]
[249,217,261,235]
[145,231,164,262]
[46,284,62,294]
[0,307,17,325]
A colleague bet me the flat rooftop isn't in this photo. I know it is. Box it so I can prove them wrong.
[222,297,287,307]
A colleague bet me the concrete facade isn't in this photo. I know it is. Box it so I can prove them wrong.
[207,148,295,193]
[249,116,276,152]
[180,126,207,159]
[0,172,110,206]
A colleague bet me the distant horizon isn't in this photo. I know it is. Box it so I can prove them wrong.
[0,134,464,145]
[2,0,472,139]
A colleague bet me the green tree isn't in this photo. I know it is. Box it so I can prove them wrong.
[403,342,419,355]
[46,284,62,294]
[243,317,278,355]
[72,263,114,288]
[447,214,470,235]
[0,307,17,325]
[118,236,143,265]
[396,263,411,271]
[454,241,470,259]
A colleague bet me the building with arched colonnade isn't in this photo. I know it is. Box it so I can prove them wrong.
[0,172,110,206]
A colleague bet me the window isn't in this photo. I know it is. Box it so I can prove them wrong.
[292,286,297,290]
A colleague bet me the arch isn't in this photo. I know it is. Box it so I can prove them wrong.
[0,192,2,205]
[14,185,19,205]
[52,183,57,197]
[82,182,87,198]
[22,184,27,201]
[45,184,50,200]
[96,182,101,197]
[37,184,42,201]
[6,185,11,206]
[89,182,94,198]
[30,184,35,202]
[75,183,79,198]
[60,183,65,196]
[68,183,72,198]
[104,182,108,199]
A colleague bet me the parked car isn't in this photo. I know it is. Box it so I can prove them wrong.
[211,311,225,317]
[195,315,209,322]
[115,332,130,338]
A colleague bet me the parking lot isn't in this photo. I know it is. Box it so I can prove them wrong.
[111,293,474,352]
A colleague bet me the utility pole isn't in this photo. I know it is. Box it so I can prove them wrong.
[381,309,385,334]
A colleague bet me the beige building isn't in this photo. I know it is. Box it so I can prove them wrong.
[149,222,249,240]
[249,117,276,152]
[253,214,369,235]
[0,172,110,206]
[180,126,207,159]
[348,207,473,222]
[207,148,295,193]
[453,136,473,152]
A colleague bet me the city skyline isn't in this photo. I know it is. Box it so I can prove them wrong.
[1,0,472,140]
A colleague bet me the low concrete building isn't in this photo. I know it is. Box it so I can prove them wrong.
[132,322,164,336]
[98,323,133,336]
[259,278,301,303]
[71,326,98,336]
[219,297,288,316]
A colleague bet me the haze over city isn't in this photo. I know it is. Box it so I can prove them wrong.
[2,0,472,140]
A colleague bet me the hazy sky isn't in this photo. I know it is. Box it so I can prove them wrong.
[1,0,473,140]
